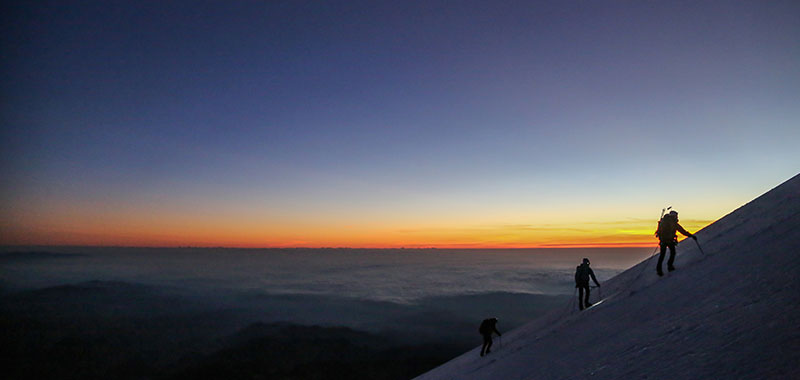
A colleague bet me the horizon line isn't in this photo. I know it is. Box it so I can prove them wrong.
[1,242,659,250]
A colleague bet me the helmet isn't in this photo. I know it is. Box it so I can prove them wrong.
[582,258,590,264]
[668,210,678,217]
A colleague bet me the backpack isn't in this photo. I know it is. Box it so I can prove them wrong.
[575,264,590,285]
[478,319,492,335]
[656,214,678,241]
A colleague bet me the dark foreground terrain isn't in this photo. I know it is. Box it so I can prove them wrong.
[0,282,465,380]
[1,273,564,380]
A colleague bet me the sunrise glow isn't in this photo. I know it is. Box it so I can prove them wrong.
[1,1,798,249]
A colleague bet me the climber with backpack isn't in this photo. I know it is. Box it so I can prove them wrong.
[575,258,601,310]
[478,317,502,357]
[655,210,696,276]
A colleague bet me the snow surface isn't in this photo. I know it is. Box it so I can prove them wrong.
[416,173,800,380]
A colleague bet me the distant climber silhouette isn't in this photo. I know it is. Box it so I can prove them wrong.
[478,317,501,357]
[575,258,601,310]
[655,210,696,276]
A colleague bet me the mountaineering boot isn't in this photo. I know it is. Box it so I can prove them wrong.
[668,265,675,272]
[657,267,664,276]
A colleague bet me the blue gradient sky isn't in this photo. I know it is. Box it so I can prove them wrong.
[1,1,798,247]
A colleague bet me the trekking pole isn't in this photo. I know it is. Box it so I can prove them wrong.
[631,246,658,284]
[590,285,602,301]
[693,238,706,257]
[565,288,577,315]
[573,287,578,312]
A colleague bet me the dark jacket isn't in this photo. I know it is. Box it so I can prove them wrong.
[575,263,600,288]
[656,215,692,243]
[479,318,501,336]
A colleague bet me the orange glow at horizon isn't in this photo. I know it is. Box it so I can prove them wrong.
[1,216,714,249]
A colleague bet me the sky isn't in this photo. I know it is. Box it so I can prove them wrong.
[1,0,798,248]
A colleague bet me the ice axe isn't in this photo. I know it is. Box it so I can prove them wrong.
[660,206,672,220]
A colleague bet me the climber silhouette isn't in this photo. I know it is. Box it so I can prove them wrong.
[575,258,601,310]
[655,210,696,276]
[479,317,501,357]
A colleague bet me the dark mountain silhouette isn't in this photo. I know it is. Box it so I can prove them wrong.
[2,280,557,379]
[172,322,467,380]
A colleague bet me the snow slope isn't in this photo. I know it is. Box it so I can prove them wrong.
[416,173,800,380]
